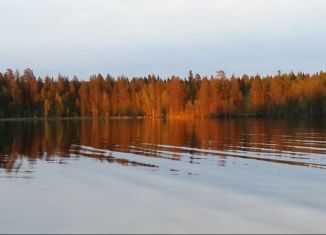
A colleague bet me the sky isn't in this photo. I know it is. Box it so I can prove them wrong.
[0,0,325,79]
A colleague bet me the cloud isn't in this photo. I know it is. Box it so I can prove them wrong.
[0,0,325,78]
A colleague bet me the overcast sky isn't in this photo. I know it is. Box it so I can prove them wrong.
[0,0,325,79]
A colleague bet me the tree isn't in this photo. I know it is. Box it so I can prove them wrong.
[102,92,110,118]
[196,77,210,116]
[230,77,243,117]
[167,76,185,115]
[79,82,89,117]
[0,68,325,119]
[250,76,265,115]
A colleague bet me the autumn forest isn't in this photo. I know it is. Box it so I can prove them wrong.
[0,69,325,119]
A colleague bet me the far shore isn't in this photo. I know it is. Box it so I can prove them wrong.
[0,115,324,122]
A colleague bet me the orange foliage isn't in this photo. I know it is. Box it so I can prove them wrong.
[0,69,325,118]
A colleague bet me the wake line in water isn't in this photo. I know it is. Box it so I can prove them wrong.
[69,145,158,169]
[68,142,326,173]
[150,144,326,169]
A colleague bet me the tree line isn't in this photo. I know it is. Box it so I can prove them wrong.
[0,69,325,119]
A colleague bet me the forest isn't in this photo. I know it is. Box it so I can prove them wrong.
[0,69,325,119]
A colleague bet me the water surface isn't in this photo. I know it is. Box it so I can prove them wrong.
[0,119,326,233]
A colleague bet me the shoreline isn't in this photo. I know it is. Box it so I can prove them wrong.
[0,115,324,122]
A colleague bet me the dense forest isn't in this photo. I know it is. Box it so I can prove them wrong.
[0,69,325,119]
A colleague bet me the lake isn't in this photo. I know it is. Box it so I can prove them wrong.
[0,118,326,233]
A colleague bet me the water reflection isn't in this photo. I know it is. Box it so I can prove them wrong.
[0,119,326,177]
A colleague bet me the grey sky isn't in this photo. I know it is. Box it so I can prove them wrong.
[0,0,325,79]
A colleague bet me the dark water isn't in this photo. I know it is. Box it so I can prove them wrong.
[1,119,326,233]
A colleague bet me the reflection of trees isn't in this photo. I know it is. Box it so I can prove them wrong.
[0,119,325,173]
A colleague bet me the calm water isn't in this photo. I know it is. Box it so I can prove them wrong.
[0,119,326,233]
